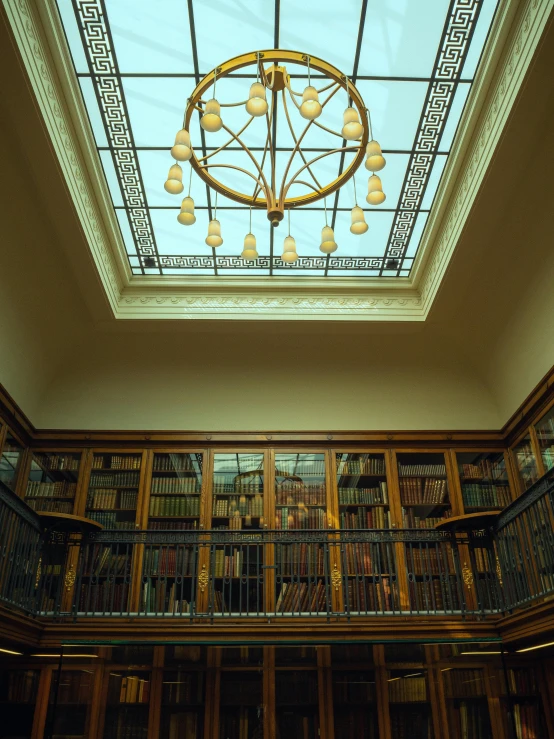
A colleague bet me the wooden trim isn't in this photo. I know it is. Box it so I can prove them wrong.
[530,424,546,478]
[31,664,51,739]
[263,646,276,739]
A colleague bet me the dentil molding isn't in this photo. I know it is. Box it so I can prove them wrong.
[2,0,552,320]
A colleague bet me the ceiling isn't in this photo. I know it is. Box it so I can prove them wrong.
[54,0,499,279]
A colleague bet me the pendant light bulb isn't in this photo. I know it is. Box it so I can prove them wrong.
[350,205,368,234]
[319,225,338,254]
[282,234,298,263]
[177,196,196,226]
[201,98,223,132]
[246,82,268,117]
[341,107,363,141]
[241,233,258,261]
[170,129,192,161]
[164,163,184,194]
[300,86,322,121]
[365,140,386,172]
[366,174,386,205]
[205,218,223,247]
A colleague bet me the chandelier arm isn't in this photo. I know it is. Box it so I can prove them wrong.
[291,180,321,194]
[281,88,322,191]
[251,104,274,202]
[217,121,271,199]
[284,79,302,111]
[312,120,345,139]
[278,83,342,204]
[282,146,360,201]
[199,163,267,192]
[287,80,338,97]
[195,115,256,164]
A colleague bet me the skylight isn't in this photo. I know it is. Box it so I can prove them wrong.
[55,0,499,278]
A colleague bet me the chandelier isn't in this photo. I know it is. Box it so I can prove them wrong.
[164,50,386,262]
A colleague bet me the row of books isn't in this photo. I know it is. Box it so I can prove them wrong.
[27,498,73,514]
[541,447,554,471]
[338,483,388,504]
[104,713,148,739]
[153,455,198,471]
[151,477,200,493]
[345,577,393,612]
[90,471,140,486]
[212,479,262,494]
[78,582,129,612]
[409,579,460,611]
[5,670,38,702]
[406,547,456,575]
[92,455,141,470]
[212,549,244,577]
[275,579,327,612]
[472,547,494,574]
[400,478,448,504]
[33,453,80,471]
[507,668,537,695]
[87,511,135,529]
[26,480,76,498]
[399,463,446,476]
[141,581,192,614]
[150,495,200,517]
[87,489,137,510]
[513,702,541,739]
[462,483,511,508]
[459,460,505,480]
[402,508,452,528]
[165,714,200,739]
[275,484,326,505]
[343,542,375,574]
[333,676,376,703]
[83,550,130,577]
[149,520,199,530]
[142,547,195,577]
[111,676,150,704]
[390,712,431,739]
[537,414,554,440]
[275,543,325,576]
[277,507,327,529]
[451,702,491,739]
[444,669,486,698]
[340,507,390,529]
[389,675,427,702]
[337,458,386,475]
[212,495,263,516]
[56,672,93,705]
[276,460,325,475]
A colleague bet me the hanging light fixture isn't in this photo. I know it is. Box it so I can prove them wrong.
[165,50,387,262]
[350,178,368,234]
[241,208,258,260]
[205,192,223,247]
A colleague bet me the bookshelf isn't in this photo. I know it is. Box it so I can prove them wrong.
[512,434,540,492]
[396,452,453,529]
[160,668,205,739]
[48,669,94,739]
[443,668,493,739]
[500,666,546,739]
[276,670,320,739]
[455,452,512,513]
[148,452,203,530]
[85,453,143,530]
[0,668,39,739]
[535,405,554,472]
[210,453,265,530]
[103,670,151,739]
[218,671,263,739]
[387,669,433,739]
[0,430,24,493]
[24,451,82,514]
[332,669,379,739]
[335,452,390,529]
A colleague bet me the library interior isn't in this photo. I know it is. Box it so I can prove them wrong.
[1,0,554,737]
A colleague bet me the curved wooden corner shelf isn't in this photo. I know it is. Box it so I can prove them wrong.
[36,511,104,533]
[434,511,501,532]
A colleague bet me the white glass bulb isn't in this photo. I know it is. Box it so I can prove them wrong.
[282,235,298,262]
[205,218,223,247]
[319,225,338,254]
[164,163,184,194]
[350,205,368,234]
[300,86,322,120]
[241,233,258,260]
[341,107,363,141]
[170,129,192,161]
[177,196,196,225]
[246,82,268,117]
[365,139,386,172]
[201,98,223,132]
[366,174,386,205]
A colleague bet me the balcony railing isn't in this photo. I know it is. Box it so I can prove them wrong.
[1,469,553,620]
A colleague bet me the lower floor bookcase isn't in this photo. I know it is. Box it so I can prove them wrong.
[0,642,552,739]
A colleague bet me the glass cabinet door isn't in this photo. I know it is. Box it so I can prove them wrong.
[25,451,82,514]
[535,406,554,472]
[335,452,390,529]
[387,669,433,739]
[332,669,378,739]
[455,451,512,512]
[0,431,24,493]
[0,668,39,739]
[49,670,94,739]
[396,452,452,528]
[211,453,264,530]
[85,452,143,529]
[443,668,493,739]
[512,434,540,491]
[103,670,151,739]
[274,453,326,530]
[148,452,203,530]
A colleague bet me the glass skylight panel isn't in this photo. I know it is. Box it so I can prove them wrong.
[54,0,499,279]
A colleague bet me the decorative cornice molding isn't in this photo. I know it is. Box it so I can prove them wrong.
[2,0,551,320]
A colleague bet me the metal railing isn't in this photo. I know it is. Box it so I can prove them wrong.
[1,469,553,620]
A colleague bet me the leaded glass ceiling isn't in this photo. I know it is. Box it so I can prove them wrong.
[56,0,499,278]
